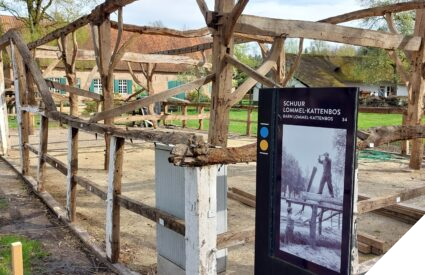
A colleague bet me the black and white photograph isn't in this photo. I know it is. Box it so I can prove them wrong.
[279,124,346,272]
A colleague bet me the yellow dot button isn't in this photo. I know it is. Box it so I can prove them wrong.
[260,140,269,151]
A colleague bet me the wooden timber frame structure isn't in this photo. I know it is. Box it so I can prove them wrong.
[1,0,425,274]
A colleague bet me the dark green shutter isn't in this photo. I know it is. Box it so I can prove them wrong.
[89,80,94,93]
[114,80,119,94]
[127,80,133,94]
[59,77,66,94]
[168,80,185,99]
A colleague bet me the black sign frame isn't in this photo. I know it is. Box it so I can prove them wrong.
[255,87,358,275]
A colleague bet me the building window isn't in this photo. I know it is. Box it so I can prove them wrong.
[49,77,62,93]
[93,79,102,94]
[118,80,127,94]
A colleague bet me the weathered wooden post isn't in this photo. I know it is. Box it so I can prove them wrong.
[407,9,425,169]
[0,55,9,155]
[10,41,29,175]
[106,136,125,263]
[198,106,205,130]
[155,144,227,274]
[66,127,78,221]
[310,205,317,249]
[36,115,49,191]
[246,107,253,136]
[185,165,218,275]
[351,166,359,274]
[401,112,410,155]
[182,105,188,128]
[11,242,23,275]
[163,103,168,125]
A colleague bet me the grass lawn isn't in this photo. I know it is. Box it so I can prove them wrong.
[0,235,48,275]
[7,109,422,136]
[7,115,60,129]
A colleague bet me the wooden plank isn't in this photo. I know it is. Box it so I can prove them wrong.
[36,116,48,192]
[225,53,282,88]
[0,56,8,155]
[357,185,425,214]
[35,47,211,67]
[301,191,344,206]
[217,228,255,250]
[89,74,214,123]
[111,20,210,38]
[106,136,124,263]
[45,79,103,101]
[117,194,185,235]
[9,31,57,111]
[66,127,78,222]
[75,176,107,200]
[152,42,213,55]
[184,165,218,274]
[228,191,256,208]
[320,1,425,25]
[357,232,385,254]
[356,256,382,275]
[230,187,256,201]
[358,242,372,254]
[47,111,206,145]
[11,242,23,275]
[359,194,425,224]
[235,15,422,51]
[114,113,210,123]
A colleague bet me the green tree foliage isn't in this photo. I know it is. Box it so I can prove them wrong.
[233,43,262,87]
[0,0,100,40]
[355,0,414,86]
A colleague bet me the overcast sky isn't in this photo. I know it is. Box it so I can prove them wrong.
[118,0,364,29]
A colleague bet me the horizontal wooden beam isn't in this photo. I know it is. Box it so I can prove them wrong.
[117,194,185,235]
[357,232,385,255]
[36,47,211,67]
[359,194,425,224]
[151,42,213,55]
[111,21,210,38]
[320,1,425,25]
[26,144,68,175]
[235,14,422,51]
[46,111,205,145]
[114,113,210,123]
[217,229,255,250]
[357,185,425,214]
[89,74,214,123]
[75,176,107,200]
[225,54,282,88]
[170,142,256,166]
[27,0,137,50]
[358,125,425,149]
[45,79,103,101]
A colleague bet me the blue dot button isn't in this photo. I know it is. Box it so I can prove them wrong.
[260,127,269,138]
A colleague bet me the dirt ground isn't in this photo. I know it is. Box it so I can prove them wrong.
[0,158,112,274]
[3,127,425,274]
